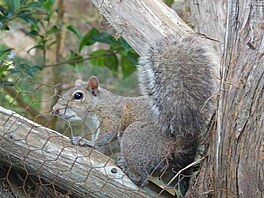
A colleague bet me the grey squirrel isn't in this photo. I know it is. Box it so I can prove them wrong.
[118,36,219,190]
[52,35,219,194]
[52,77,152,156]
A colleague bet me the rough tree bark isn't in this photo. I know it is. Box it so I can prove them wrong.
[187,0,226,54]
[187,0,264,197]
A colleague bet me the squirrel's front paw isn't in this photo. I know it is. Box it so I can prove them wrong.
[70,136,82,145]
[70,136,96,148]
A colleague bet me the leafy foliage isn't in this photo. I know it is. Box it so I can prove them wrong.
[68,27,138,78]
[0,0,55,30]
[0,0,138,82]
[0,0,57,80]
[163,0,175,6]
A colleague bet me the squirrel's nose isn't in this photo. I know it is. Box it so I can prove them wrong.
[52,106,60,115]
[52,109,59,115]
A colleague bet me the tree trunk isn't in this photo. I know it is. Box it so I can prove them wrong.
[187,0,226,54]
[187,0,264,197]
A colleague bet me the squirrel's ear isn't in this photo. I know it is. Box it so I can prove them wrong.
[75,79,84,86]
[88,76,99,96]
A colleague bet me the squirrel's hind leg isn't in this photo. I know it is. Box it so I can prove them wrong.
[116,155,149,186]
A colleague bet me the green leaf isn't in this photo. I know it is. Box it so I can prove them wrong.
[116,38,138,62]
[42,0,55,12]
[90,32,116,45]
[79,29,118,52]
[163,0,174,6]
[47,40,57,48]
[89,49,118,74]
[0,65,9,77]
[4,0,21,12]
[118,37,132,51]
[121,55,137,78]
[0,22,9,30]
[26,30,41,37]
[68,50,84,69]
[79,28,99,52]
[46,25,60,35]
[66,25,82,40]
[127,51,139,65]
[0,48,12,59]
[27,2,43,8]
[0,80,14,88]
[18,10,37,25]
[27,44,42,53]
[27,37,47,52]
[117,48,127,56]
[15,64,42,77]
[0,7,8,18]
[8,63,42,77]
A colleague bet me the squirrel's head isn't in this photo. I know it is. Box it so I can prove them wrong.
[52,76,100,122]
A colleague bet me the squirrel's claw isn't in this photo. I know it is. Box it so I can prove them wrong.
[70,136,96,148]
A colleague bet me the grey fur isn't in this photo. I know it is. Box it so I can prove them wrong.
[138,36,219,136]
[118,36,219,192]
[54,36,219,194]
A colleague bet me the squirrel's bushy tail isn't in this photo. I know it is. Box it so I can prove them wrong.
[138,36,219,137]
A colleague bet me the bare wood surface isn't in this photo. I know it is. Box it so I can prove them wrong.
[215,0,264,196]
[187,0,226,53]
[91,0,193,55]
[0,106,162,198]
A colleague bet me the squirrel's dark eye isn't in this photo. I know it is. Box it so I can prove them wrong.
[73,92,83,100]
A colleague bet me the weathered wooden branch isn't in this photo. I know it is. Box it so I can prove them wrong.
[187,0,226,53]
[0,106,166,198]
[91,0,193,55]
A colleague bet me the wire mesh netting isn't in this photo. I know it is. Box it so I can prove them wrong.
[0,72,194,197]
